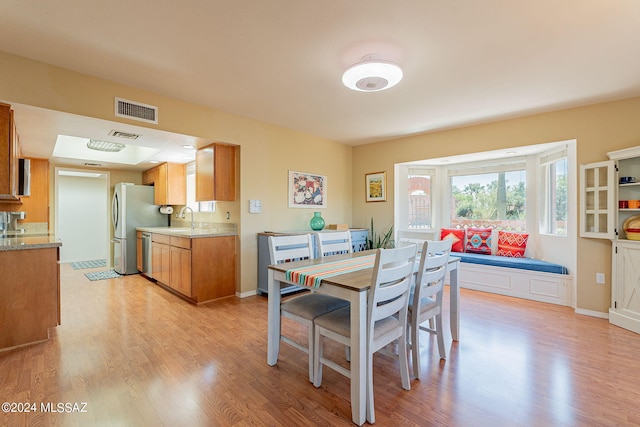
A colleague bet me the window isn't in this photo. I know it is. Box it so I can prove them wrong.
[449,163,527,230]
[539,150,567,235]
[185,162,215,212]
[407,168,433,229]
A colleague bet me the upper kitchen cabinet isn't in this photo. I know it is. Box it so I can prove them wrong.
[0,103,21,202]
[143,162,186,206]
[196,143,237,202]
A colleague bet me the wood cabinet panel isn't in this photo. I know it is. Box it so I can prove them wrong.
[170,246,192,296]
[191,235,236,301]
[196,143,237,202]
[0,157,50,221]
[143,162,186,205]
[0,103,20,201]
[151,233,236,303]
[152,241,171,285]
[0,246,59,351]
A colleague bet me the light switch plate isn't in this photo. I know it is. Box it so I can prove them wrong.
[249,199,262,214]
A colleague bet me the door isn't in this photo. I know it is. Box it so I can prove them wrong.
[610,241,640,334]
[55,169,110,263]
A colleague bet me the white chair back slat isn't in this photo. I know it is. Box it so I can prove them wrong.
[316,231,353,257]
[269,234,315,264]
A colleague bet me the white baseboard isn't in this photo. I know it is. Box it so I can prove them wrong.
[236,289,258,298]
[574,308,609,319]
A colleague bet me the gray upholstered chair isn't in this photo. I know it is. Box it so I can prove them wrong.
[312,244,417,424]
[268,234,349,382]
[407,239,452,379]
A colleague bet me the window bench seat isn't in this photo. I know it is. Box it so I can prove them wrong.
[450,253,573,307]
[454,252,569,275]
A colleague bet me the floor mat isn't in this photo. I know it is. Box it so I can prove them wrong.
[84,270,122,281]
[71,259,107,270]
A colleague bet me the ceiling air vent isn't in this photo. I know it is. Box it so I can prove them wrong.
[114,97,158,124]
[109,130,141,140]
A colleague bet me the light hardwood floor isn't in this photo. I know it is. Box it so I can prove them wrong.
[2,263,640,426]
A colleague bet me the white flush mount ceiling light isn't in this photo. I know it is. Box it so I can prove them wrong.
[342,56,403,92]
[87,139,126,152]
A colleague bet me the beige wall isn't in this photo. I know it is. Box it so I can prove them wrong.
[353,97,640,313]
[4,50,640,312]
[0,51,353,295]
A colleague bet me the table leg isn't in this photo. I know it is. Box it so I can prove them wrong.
[267,269,281,365]
[350,291,367,425]
[449,261,460,341]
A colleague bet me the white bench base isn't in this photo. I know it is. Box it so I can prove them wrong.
[455,262,574,307]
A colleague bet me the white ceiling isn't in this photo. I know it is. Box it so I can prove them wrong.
[1,0,640,169]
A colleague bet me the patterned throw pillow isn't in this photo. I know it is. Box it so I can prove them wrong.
[465,228,492,254]
[496,231,529,258]
[440,228,465,252]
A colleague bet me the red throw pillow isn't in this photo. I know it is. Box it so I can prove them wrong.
[465,228,492,254]
[440,228,465,252]
[496,231,529,257]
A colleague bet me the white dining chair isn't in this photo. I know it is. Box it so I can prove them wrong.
[268,234,349,383]
[407,239,452,379]
[313,244,417,424]
[315,230,353,257]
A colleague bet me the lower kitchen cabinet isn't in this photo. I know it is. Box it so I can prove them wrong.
[152,234,171,285]
[136,231,143,272]
[1,245,60,352]
[151,233,236,303]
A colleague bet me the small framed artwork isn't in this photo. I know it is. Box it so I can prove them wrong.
[288,170,327,208]
[365,171,386,202]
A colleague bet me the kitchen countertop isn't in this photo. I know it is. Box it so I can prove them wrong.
[0,234,62,251]
[137,226,237,238]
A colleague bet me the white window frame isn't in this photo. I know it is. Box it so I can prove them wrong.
[539,148,568,236]
[447,158,528,230]
[186,162,215,212]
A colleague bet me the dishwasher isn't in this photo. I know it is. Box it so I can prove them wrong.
[141,232,153,278]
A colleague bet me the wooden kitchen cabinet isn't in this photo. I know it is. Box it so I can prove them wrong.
[143,162,186,205]
[0,158,49,220]
[0,103,21,201]
[1,245,60,352]
[196,143,237,201]
[151,233,236,303]
[152,234,171,285]
[170,245,192,296]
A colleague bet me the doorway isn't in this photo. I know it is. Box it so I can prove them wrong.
[55,168,110,264]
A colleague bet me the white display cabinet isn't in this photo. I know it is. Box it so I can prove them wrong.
[581,145,640,334]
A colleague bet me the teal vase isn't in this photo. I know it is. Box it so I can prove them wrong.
[310,212,325,231]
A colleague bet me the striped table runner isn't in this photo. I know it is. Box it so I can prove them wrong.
[285,254,376,288]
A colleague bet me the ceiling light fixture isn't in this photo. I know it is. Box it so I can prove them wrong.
[87,139,126,152]
[342,55,403,92]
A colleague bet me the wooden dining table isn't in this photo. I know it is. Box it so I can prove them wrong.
[266,249,461,425]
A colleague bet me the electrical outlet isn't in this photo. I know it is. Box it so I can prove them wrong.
[596,273,605,284]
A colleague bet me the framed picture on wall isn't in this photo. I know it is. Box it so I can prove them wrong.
[288,170,327,208]
[365,171,386,202]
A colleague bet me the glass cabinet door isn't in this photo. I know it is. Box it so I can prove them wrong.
[580,160,615,239]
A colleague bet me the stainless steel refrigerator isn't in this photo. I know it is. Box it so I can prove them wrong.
[112,183,168,274]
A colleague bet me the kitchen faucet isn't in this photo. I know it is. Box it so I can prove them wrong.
[178,206,195,229]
